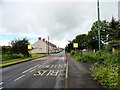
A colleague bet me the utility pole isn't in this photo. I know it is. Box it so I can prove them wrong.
[48,36,49,54]
[97,0,101,50]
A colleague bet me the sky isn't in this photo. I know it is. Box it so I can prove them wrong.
[0,0,119,48]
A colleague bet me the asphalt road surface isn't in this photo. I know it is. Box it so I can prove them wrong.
[1,51,67,89]
[0,51,106,89]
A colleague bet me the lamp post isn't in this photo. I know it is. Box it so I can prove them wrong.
[97,0,101,50]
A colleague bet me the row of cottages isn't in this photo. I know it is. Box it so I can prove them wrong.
[31,37,59,54]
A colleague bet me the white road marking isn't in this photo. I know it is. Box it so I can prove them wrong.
[54,65,57,68]
[44,65,50,68]
[50,70,59,76]
[66,61,68,78]
[14,75,25,81]
[0,87,3,90]
[22,64,39,74]
[30,69,36,72]
[40,70,47,76]
[58,64,63,68]
[34,70,47,76]
[0,82,3,85]
[38,65,42,68]
[46,70,52,76]
[49,65,54,68]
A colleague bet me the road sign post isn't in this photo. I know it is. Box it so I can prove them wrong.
[28,44,32,57]
[73,43,78,51]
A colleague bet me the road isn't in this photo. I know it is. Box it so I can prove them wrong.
[1,51,67,88]
[0,51,105,89]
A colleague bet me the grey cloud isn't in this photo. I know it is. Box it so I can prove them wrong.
[0,1,118,47]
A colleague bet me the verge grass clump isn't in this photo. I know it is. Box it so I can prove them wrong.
[91,51,119,89]
[71,51,97,63]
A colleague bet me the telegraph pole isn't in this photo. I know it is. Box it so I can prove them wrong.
[48,36,49,54]
[97,0,101,50]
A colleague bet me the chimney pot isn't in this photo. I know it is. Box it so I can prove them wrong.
[42,38,45,41]
[38,37,41,40]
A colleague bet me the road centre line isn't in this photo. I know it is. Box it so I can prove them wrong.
[0,82,3,85]
[14,75,25,81]
[30,69,36,72]
[22,64,39,74]
[0,87,3,90]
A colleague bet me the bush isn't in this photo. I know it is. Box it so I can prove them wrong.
[70,50,76,56]
[73,51,97,63]
[2,54,23,61]
[91,51,119,88]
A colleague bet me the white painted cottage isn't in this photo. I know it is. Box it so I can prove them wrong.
[31,37,59,54]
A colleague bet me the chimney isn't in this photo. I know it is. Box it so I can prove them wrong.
[38,37,41,40]
[42,38,45,42]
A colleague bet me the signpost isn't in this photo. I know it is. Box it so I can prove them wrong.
[73,43,78,51]
[28,44,32,57]
[28,44,32,50]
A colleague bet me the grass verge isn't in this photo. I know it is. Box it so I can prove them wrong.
[0,54,46,67]
[70,50,119,89]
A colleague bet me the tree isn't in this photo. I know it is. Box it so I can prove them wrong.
[88,20,110,50]
[65,34,89,52]
[74,34,88,50]
[65,41,73,52]
[109,17,120,40]
[65,17,120,52]
[2,46,12,54]
[11,38,30,57]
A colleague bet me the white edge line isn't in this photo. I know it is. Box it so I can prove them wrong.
[65,60,68,79]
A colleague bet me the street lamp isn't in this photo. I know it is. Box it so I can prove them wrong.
[97,0,101,50]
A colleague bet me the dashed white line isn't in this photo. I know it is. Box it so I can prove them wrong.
[0,82,3,85]
[30,69,36,72]
[22,64,39,74]
[14,75,25,81]
[0,82,3,90]
[0,87,3,90]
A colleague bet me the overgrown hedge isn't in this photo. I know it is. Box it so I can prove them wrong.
[2,54,23,61]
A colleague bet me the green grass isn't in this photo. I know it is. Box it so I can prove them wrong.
[0,53,46,67]
[2,54,24,61]
[71,51,98,63]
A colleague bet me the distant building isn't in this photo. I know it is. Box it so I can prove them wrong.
[118,1,120,20]
[31,37,59,54]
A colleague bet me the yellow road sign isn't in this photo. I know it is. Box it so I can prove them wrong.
[73,43,78,48]
[28,44,32,50]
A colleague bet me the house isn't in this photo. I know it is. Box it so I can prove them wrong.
[31,37,59,54]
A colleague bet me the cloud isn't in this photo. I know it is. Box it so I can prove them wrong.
[0,0,119,47]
